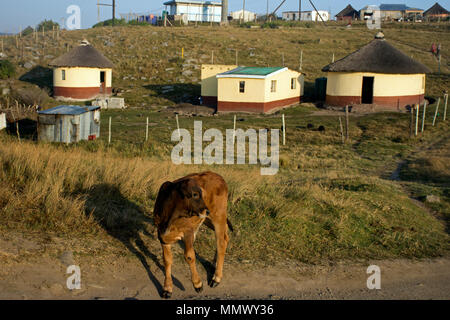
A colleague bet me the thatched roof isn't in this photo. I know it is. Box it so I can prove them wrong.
[423,3,449,16]
[49,40,113,68]
[322,33,431,74]
[335,4,360,18]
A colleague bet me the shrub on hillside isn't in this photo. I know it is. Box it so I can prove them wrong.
[93,19,127,28]
[0,60,15,79]
[37,20,60,32]
[22,26,34,36]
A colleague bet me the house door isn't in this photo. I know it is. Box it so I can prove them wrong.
[100,71,106,94]
[361,76,374,104]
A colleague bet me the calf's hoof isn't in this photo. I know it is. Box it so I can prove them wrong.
[194,284,203,293]
[162,290,172,299]
[209,279,220,288]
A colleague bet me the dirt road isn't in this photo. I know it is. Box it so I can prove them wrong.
[1,241,449,300]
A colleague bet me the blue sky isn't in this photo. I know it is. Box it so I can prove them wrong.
[0,0,447,33]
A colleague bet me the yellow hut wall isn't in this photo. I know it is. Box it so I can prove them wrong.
[201,64,237,97]
[263,69,303,102]
[218,69,303,103]
[326,72,425,97]
[53,67,112,88]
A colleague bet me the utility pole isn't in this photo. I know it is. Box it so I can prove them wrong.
[97,1,116,25]
[266,0,269,20]
[112,0,116,26]
[221,0,229,25]
[299,0,301,21]
[242,0,246,23]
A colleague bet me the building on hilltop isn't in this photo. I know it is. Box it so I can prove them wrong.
[49,40,113,101]
[321,32,431,112]
[423,2,449,20]
[360,4,423,21]
[163,0,222,23]
[335,4,360,21]
[282,10,329,21]
[230,9,257,22]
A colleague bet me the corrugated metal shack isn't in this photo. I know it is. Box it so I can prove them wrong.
[37,105,100,143]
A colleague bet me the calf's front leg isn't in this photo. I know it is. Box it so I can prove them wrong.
[184,233,203,293]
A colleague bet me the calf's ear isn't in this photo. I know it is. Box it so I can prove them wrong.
[176,180,192,199]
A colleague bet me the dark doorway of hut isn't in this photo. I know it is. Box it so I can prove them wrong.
[100,71,106,94]
[362,76,374,104]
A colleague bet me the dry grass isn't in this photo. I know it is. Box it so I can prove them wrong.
[0,132,448,264]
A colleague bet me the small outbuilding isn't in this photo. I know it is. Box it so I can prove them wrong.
[322,32,431,111]
[49,40,113,101]
[37,105,100,143]
[163,0,222,23]
[423,3,449,20]
[335,5,360,21]
[209,66,303,113]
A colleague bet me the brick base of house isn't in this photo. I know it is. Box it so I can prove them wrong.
[325,94,425,111]
[54,87,112,101]
[218,96,301,113]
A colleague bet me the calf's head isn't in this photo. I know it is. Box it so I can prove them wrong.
[177,179,210,219]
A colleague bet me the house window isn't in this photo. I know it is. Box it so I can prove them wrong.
[62,70,66,80]
[291,78,296,89]
[271,80,277,92]
[239,81,245,93]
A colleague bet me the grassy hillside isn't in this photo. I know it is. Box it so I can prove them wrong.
[0,22,448,108]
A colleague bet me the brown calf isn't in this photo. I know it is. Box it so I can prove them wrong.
[153,171,232,299]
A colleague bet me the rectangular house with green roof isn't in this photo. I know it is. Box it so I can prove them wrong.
[201,65,303,113]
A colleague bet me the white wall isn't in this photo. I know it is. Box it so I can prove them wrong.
[168,3,221,22]
[230,10,256,22]
[282,11,329,21]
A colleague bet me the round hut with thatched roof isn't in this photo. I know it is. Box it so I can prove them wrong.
[322,32,431,111]
[49,40,113,101]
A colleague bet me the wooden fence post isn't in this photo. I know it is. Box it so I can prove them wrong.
[282,114,286,146]
[345,105,349,141]
[145,117,149,142]
[432,98,440,126]
[421,101,427,132]
[339,117,344,144]
[410,106,414,137]
[444,93,448,121]
[415,104,419,136]
[232,115,236,141]
[176,114,180,139]
[299,50,303,71]
[108,116,112,144]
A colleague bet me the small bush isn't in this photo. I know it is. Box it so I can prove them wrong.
[0,60,15,79]
[93,19,127,28]
[37,19,59,32]
[21,26,34,37]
